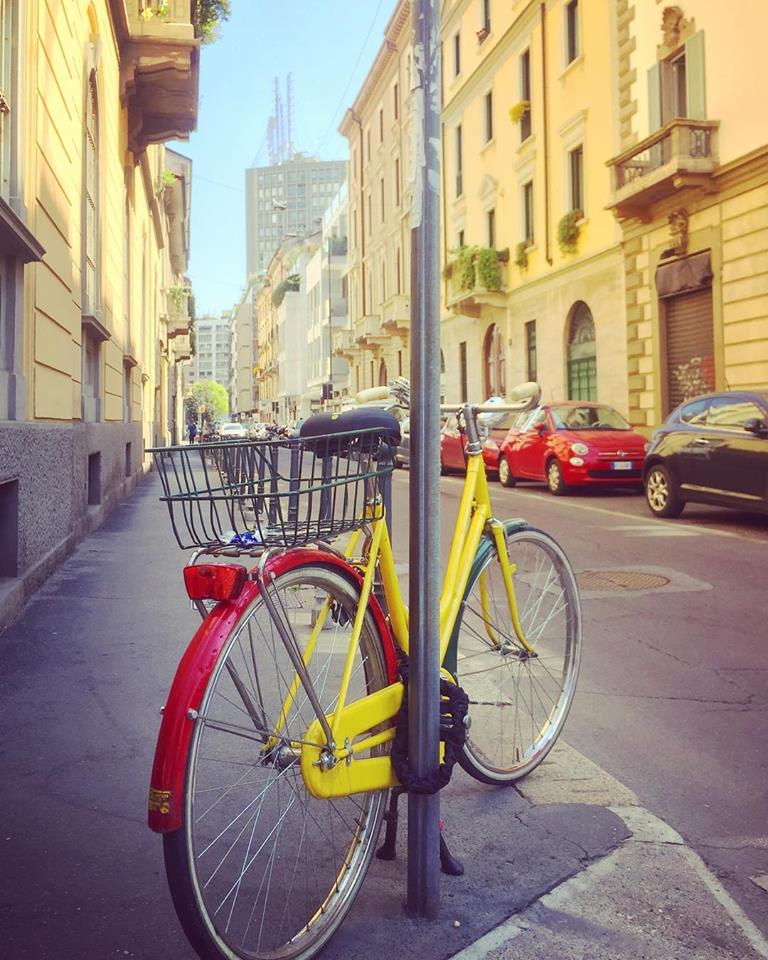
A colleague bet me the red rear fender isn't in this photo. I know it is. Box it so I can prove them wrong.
[147,550,397,833]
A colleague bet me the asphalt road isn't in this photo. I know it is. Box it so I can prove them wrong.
[390,467,768,935]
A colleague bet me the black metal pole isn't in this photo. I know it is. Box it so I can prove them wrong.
[407,0,441,920]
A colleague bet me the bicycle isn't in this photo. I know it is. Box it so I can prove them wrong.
[147,380,582,960]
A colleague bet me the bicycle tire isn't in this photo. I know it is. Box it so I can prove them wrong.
[163,561,390,960]
[454,525,581,784]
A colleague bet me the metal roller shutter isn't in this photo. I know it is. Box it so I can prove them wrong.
[664,288,714,412]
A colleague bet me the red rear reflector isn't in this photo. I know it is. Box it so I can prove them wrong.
[183,564,248,601]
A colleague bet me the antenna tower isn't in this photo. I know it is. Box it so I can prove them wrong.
[264,74,296,166]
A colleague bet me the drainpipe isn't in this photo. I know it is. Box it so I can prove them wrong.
[541,2,553,265]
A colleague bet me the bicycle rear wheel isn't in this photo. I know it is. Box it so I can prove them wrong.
[164,562,390,960]
[454,525,581,784]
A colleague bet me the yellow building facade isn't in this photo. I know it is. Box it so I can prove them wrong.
[607,0,768,425]
[339,0,413,395]
[0,0,197,625]
[440,0,627,413]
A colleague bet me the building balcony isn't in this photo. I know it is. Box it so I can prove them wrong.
[172,333,192,361]
[381,294,410,337]
[112,0,200,156]
[445,257,509,317]
[165,287,191,337]
[354,314,388,352]
[333,327,357,360]
[606,119,719,221]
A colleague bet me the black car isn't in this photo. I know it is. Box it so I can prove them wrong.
[643,391,768,518]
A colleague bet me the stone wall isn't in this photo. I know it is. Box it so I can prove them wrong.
[0,421,144,629]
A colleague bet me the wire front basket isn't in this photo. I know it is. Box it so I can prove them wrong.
[150,428,392,552]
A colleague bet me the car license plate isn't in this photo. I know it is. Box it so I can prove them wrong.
[612,461,632,470]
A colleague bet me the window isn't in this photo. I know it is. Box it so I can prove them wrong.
[649,32,707,130]
[523,181,534,243]
[379,108,384,142]
[381,261,386,302]
[367,193,372,235]
[395,157,400,206]
[487,208,495,248]
[459,342,468,403]
[566,301,597,401]
[394,83,399,120]
[398,350,403,377]
[366,129,371,160]
[380,177,385,222]
[525,320,537,382]
[396,247,401,293]
[454,31,461,76]
[569,145,583,212]
[565,0,579,64]
[520,49,532,141]
[484,90,493,142]
[458,229,465,248]
[480,0,491,38]
[83,70,100,315]
[455,124,463,196]
[483,323,505,397]
[670,51,687,118]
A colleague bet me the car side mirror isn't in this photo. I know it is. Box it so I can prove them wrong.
[743,417,768,436]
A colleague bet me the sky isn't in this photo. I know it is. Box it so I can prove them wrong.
[170,1,395,317]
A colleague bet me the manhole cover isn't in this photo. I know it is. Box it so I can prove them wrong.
[578,570,671,591]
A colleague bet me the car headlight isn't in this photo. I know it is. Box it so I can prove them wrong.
[571,442,589,455]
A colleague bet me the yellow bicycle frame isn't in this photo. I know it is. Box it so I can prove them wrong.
[296,450,533,798]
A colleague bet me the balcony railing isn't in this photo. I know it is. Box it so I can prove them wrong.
[381,294,410,336]
[113,1,200,155]
[607,118,719,220]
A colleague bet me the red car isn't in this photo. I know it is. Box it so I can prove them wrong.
[497,402,649,495]
[440,411,529,475]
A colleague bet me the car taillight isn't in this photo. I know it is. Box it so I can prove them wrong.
[183,564,248,601]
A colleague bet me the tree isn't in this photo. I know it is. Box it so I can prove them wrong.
[187,380,229,424]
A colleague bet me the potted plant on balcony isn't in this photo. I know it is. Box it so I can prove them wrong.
[192,0,231,43]
[475,247,503,292]
[515,241,532,270]
[557,209,583,255]
[449,245,477,292]
[509,100,530,124]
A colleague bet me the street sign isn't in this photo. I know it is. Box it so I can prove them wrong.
[197,404,206,413]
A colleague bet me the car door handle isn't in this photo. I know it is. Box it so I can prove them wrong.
[693,437,713,445]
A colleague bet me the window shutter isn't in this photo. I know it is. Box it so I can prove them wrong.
[648,63,661,131]
[685,31,707,120]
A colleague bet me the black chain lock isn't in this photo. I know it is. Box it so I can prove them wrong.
[390,658,470,794]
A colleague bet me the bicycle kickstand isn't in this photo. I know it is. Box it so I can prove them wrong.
[376,788,465,876]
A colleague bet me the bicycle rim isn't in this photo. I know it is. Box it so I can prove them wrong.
[456,527,581,784]
[165,563,388,960]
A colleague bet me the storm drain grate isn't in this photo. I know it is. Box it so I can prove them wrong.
[578,570,671,592]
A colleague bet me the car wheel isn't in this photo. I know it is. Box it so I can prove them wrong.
[546,459,569,496]
[645,465,684,518]
[498,455,517,488]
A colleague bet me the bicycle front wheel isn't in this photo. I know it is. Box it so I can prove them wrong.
[454,525,581,784]
[164,562,390,960]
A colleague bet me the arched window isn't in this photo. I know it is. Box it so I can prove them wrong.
[482,323,506,397]
[566,301,597,401]
[378,359,388,386]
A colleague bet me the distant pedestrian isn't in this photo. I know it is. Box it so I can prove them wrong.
[187,421,198,444]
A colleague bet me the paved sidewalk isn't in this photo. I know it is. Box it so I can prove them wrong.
[0,471,766,959]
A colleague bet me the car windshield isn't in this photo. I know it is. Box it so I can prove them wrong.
[549,405,631,431]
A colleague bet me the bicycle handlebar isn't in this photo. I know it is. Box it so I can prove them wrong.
[353,378,540,416]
